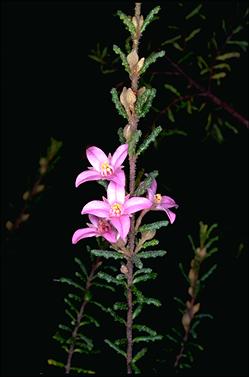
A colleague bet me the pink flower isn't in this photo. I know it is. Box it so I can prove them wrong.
[147,179,178,224]
[81,182,152,240]
[75,144,128,187]
[72,215,117,244]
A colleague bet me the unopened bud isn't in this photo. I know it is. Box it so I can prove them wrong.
[126,88,136,107]
[138,86,146,96]
[21,213,30,223]
[123,124,132,142]
[137,57,145,72]
[196,247,207,260]
[139,15,144,29]
[120,265,128,275]
[22,191,30,201]
[132,16,138,29]
[120,87,127,107]
[188,268,196,283]
[142,230,156,242]
[6,220,13,231]
[35,184,45,194]
[127,50,139,70]
[186,300,191,309]
[182,312,191,332]
[192,302,200,315]
[188,286,194,297]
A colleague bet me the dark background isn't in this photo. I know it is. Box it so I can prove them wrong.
[1,1,248,376]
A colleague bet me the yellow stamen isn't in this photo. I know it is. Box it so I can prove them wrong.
[154,193,162,204]
[101,162,113,176]
[111,203,122,216]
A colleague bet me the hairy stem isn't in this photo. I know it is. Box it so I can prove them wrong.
[65,259,101,374]
[126,3,142,374]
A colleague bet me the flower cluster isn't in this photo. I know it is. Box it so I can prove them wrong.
[72,144,178,245]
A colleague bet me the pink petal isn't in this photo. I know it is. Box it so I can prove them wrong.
[88,215,99,227]
[158,206,176,224]
[72,227,97,244]
[103,229,118,243]
[75,169,101,187]
[147,188,154,202]
[81,200,110,218]
[150,179,157,194]
[110,215,130,240]
[124,197,152,214]
[161,195,178,208]
[111,144,128,169]
[86,146,108,172]
[111,169,125,186]
[107,181,125,204]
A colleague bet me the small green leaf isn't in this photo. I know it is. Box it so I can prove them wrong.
[132,347,148,362]
[167,108,175,122]
[227,40,248,52]
[135,88,157,119]
[139,220,168,233]
[58,324,72,332]
[104,339,126,357]
[166,334,178,344]
[140,239,159,250]
[137,126,162,156]
[74,257,88,278]
[140,51,165,75]
[47,359,64,368]
[70,366,95,374]
[91,249,124,260]
[162,35,181,46]
[134,268,153,277]
[133,324,157,336]
[133,305,143,319]
[141,6,161,33]
[133,272,157,284]
[185,4,203,20]
[133,254,143,270]
[173,296,185,307]
[114,302,127,311]
[138,250,167,259]
[116,10,136,35]
[110,88,128,119]
[185,28,201,42]
[200,264,218,282]
[216,52,240,61]
[145,297,161,307]
[179,262,189,283]
[93,282,115,292]
[164,84,181,97]
[134,170,158,196]
[133,335,163,343]
[54,277,84,291]
[113,44,130,72]
[97,271,123,286]
[117,127,126,143]
[83,314,100,328]
[211,72,226,80]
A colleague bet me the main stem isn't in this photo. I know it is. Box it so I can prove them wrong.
[65,259,100,374]
[126,3,142,374]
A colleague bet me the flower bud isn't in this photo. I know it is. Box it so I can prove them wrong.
[22,191,30,201]
[21,213,30,222]
[35,184,45,194]
[192,302,200,315]
[120,264,128,275]
[6,220,13,231]
[120,87,127,107]
[196,247,207,260]
[127,50,139,70]
[138,86,146,96]
[123,124,132,142]
[188,286,194,297]
[182,312,191,332]
[139,15,144,28]
[126,88,136,108]
[137,57,145,72]
[188,268,196,283]
[132,16,138,29]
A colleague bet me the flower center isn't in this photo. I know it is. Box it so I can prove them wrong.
[154,193,162,204]
[98,219,111,234]
[101,161,113,176]
[111,203,123,216]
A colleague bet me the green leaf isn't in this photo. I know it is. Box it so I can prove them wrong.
[133,335,163,343]
[64,298,78,314]
[93,282,115,292]
[91,249,124,260]
[134,268,153,277]
[140,239,159,250]
[135,88,157,118]
[70,366,95,374]
[167,108,175,122]
[138,250,167,259]
[195,313,214,320]
[129,130,142,155]
[58,324,72,332]
[68,293,81,302]
[188,234,196,252]
[165,334,178,344]
[173,296,185,307]
[83,314,100,328]
[54,277,84,291]
[92,301,126,324]
[164,84,181,97]
[211,72,226,80]
[205,236,219,249]
[140,51,165,75]
[110,88,128,119]
[185,28,201,42]
[74,257,88,279]
[116,10,136,35]
[200,264,217,282]
[227,40,248,52]
[47,359,64,368]
[113,44,130,73]
[133,272,157,284]
[77,334,93,350]
[139,220,168,233]
[133,324,157,336]
[179,262,189,283]
[216,52,240,60]
[132,254,143,270]
[131,362,141,374]
[117,127,126,143]
[132,347,148,363]
[114,302,127,311]
[104,339,126,357]
[133,305,143,319]
[145,297,161,307]
[141,6,161,33]
[162,35,181,46]
[185,4,203,20]
[214,63,231,71]
[97,271,124,286]
[137,126,162,156]
[134,170,158,196]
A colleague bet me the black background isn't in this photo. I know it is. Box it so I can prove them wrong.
[1,1,248,376]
